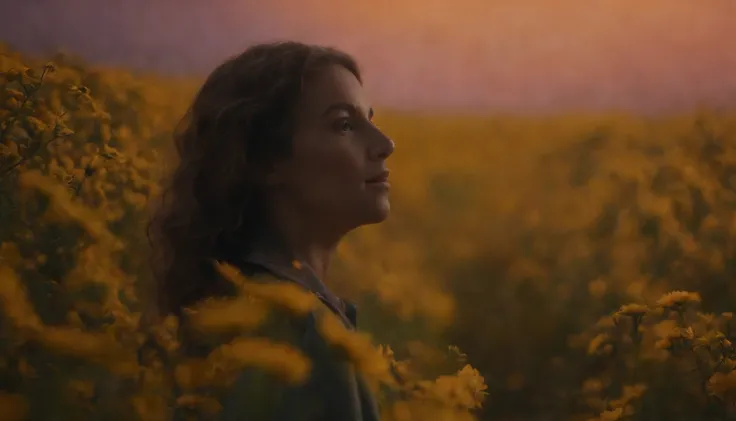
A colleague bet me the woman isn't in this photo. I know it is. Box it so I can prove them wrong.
[148,41,395,420]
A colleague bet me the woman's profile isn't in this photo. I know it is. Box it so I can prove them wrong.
[148,41,395,420]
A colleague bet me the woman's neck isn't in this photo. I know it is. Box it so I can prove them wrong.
[248,222,341,281]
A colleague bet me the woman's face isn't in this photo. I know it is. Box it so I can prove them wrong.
[269,64,395,233]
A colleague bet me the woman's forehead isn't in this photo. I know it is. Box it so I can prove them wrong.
[299,65,366,113]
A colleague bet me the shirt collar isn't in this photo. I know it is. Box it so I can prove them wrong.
[241,249,357,329]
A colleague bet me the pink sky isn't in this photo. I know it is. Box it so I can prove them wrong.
[1,0,735,113]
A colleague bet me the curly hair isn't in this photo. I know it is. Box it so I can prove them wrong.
[147,41,361,317]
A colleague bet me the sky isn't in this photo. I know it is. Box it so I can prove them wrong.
[1,0,735,113]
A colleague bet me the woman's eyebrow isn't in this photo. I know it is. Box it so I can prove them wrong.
[321,102,373,119]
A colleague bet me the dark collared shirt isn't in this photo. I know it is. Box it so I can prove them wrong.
[241,251,357,328]
[175,250,380,421]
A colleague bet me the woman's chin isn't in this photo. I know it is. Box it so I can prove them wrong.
[363,199,391,225]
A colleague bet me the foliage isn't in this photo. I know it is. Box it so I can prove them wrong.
[381,110,736,420]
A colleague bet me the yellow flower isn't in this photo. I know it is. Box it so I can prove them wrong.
[595,316,616,329]
[18,171,123,250]
[610,383,647,407]
[677,326,695,340]
[655,326,695,350]
[4,97,19,109]
[213,261,317,316]
[410,365,487,411]
[216,337,312,385]
[456,364,489,405]
[378,344,395,360]
[655,338,671,350]
[723,359,736,371]
[25,116,47,133]
[184,295,267,334]
[599,407,624,421]
[176,394,222,415]
[588,279,607,298]
[4,68,21,81]
[0,265,43,333]
[39,326,116,360]
[0,392,28,421]
[317,312,391,383]
[582,378,604,394]
[656,290,701,309]
[588,333,610,355]
[4,88,24,100]
[617,303,649,317]
[707,371,736,403]
[131,394,169,421]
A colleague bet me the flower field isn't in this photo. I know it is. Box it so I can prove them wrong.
[1,44,735,420]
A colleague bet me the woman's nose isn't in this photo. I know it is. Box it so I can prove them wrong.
[370,129,394,160]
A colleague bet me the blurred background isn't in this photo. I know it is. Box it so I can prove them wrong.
[2,1,736,420]
[2,0,735,112]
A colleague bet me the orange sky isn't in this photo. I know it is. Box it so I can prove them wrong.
[1,0,734,113]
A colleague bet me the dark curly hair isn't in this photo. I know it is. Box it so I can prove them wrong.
[147,41,361,317]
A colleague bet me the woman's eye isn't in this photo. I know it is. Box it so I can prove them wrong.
[336,119,353,133]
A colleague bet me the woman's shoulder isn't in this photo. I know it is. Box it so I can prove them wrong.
[176,260,323,356]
